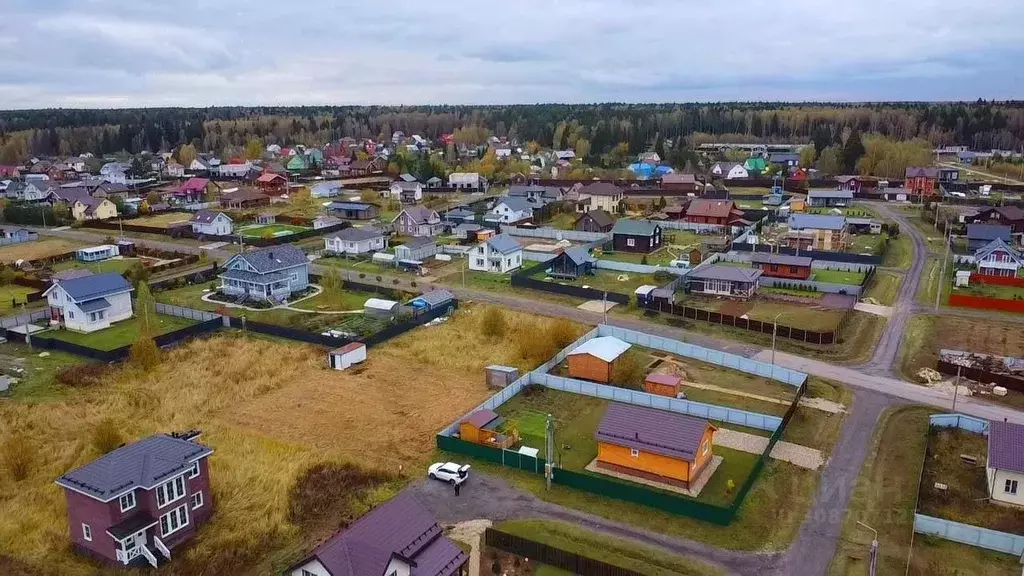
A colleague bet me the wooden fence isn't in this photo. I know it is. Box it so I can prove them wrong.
[641,302,839,345]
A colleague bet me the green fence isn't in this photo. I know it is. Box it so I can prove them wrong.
[436,435,546,473]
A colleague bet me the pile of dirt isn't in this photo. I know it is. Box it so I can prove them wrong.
[917,368,943,383]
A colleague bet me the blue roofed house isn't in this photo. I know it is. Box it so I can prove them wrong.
[966,223,1012,252]
[327,201,380,220]
[43,272,133,333]
[468,234,522,274]
[768,152,800,168]
[218,245,310,302]
[787,214,849,251]
[324,227,387,256]
[544,246,595,280]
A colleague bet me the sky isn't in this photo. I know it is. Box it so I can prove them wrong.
[1,0,1023,109]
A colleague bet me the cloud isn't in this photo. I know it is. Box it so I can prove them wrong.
[0,0,1021,108]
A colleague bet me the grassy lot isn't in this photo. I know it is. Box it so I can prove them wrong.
[846,233,887,255]
[811,268,867,285]
[531,267,662,294]
[0,238,82,263]
[920,428,1024,534]
[0,285,41,311]
[862,270,900,306]
[495,519,725,576]
[37,314,197,351]
[544,212,580,230]
[124,212,192,228]
[882,233,913,268]
[318,255,418,277]
[289,289,375,312]
[681,295,846,332]
[52,256,144,275]
[897,314,1024,384]
[596,246,683,266]
[239,224,309,238]
[905,216,950,254]
[0,305,577,575]
[915,258,948,306]
[957,282,1024,301]
[0,343,84,401]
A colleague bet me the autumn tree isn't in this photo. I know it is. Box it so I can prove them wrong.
[799,146,817,168]
[574,138,591,161]
[817,145,844,175]
[244,138,264,160]
[552,122,567,150]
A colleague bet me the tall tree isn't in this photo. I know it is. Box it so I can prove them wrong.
[244,138,264,160]
[176,144,197,167]
[574,138,591,160]
[817,145,844,175]
[799,146,816,168]
[842,130,865,173]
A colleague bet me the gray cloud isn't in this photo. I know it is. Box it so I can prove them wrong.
[0,0,1022,108]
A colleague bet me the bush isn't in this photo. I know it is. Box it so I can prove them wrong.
[611,351,644,389]
[288,462,397,536]
[91,418,124,454]
[479,307,507,339]
[129,338,162,371]
[56,363,111,387]
[546,318,579,350]
[1,435,34,481]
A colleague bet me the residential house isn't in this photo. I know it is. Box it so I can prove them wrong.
[835,175,877,193]
[905,167,940,196]
[974,238,1024,278]
[311,215,342,230]
[577,183,624,213]
[611,220,662,253]
[175,177,214,203]
[6,180,55,202]
[967,206,1024,237]
[660,173,702,194]
[394,236,438,261]
[449,172,483,190]
[508,184,563,203]
[567,337,631,383]
[285,491,468,576]
[189,211,233,236]
[219,189,270,210]
[806,189,854,207]
[426,176,443,188]
[468,234,522,274]
[750,253,813,280]
[44,272,133,332]
[574,209,615,233]
[966,224,1012,252]
[99,162,130,184]
[0,165,21,179]
[710,162,748,179]
[595,403,716,489]
[72,197,118,221]
[685,266,762,299]
[217,162,252,178]
[490,197,535,224]
[256,173,288,195]
[345,157,386,176]
[309,181,345,199]
[663,204,688,220]
[987,421,1024,507]
[743,157,767,174]
[165,163,185,178]
[786,214,849,251]
[390,180,423,203]
[324,227,387,255]
[188,158,212,173]
[327,201,379,220]
[392,207,443,237]
[218,245,310,302]
[768,153,799,168]
[55,433,213,568]
[286,155,309,171]
[685,199,746,226]
[544,246,595,280]
[0,227,33,242]
[444,207,476,225]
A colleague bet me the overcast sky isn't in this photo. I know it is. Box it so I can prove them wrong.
[2,0,1023,108]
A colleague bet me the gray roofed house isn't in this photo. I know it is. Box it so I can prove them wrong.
[491,196,537,223]
[545,245,595,279]
[611,219,659,236]
[394,236,438,261]
[686,265,763,299]
[444,207,476,222]
[219,245,310,301]
[399,173,418,182]
[807,189,854,207]
[392,206,443,237]
[967,223,1012,251]
[453,222,483,239]
[487,234,521,254]
[469,234,522,274]
[596,402,713,464]
[611,218,662,253]
[329,227,384,242]
[750,253,814,267]
[410,289,455,310]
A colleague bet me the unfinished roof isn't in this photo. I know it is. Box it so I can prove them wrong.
[568,336,631,363]
[750,253,813,267]
[596,403,709,462]
[989,421,1024,474]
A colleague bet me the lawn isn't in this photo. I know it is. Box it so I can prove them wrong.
[862,270,900,306]
[810,268,867,285]
[495,519,725,576]
[957,282,1024,301]
[897,314,1024,384]
[882,233,913,268]
[0,285,41,311]
[681,295,846,332]
[318,255,414,277]
[0,343,84,401]
[914,258,949,306]
[0,238,82,263]
[530,267,663,294]
[52,256,143,275]
[36,314,197,351]
[239,224,309,238]
[288,289,377,312]
[845,233,886,255]
[544,212,580,230]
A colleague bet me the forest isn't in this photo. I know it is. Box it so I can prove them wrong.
[1,102,1023,165]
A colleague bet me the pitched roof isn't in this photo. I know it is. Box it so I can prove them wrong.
[256,173,285,183]
[44,272,132,303]
[508,185,562,199]
[56,434,213,501]
[788,214,846,231]
[750,253,813,267]
[966,223,1012,242]
[328,201,374,211]
[463,409,500,428]
[768,153,799,163]
[303,491,467,576]
[905,167,940,179]
[399,173,418,182]
[576,209,614,228]
[713,162,741,172]
[329,227,383,242]
[485,234,521,254]
[190,210,230,224]
[413,289,454,307]
[835,175,860,184]
[228,245,307,273]
[686,199,736,218]
[661,173,698,184]
[568,336,630,363]
[399,236,436,250]
[596,403,709,462]
[496,196,535,214]
[580,182,623,197]
[688,265,763,283]
[975,237,1023,262]
[398,206,439,225]
[180,177,210,193]
[808,189,854,199]
[559,245,595,266]
[612,219,659,236]
[989,421,1024,473]
[990,206,1024,221]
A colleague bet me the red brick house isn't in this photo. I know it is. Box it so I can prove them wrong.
[750,253,813,279]
[55,433,214,568]
[905,167,939,196]
[684,199,745,226]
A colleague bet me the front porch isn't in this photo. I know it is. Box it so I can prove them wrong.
[218,269,292,302]
[108,514,169,568]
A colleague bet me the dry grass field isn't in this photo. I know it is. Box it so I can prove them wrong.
[126,212,193,228]
[0,238,81,263]
[0,304,583,575]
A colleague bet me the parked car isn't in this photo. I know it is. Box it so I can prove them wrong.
[428,462,470,485]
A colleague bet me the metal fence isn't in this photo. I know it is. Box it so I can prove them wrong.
[500,225,609,242]
[511,263,632,304]
[731,241,884,264]
[484,528,644,576]
[0,309,51,329]
[914,514,1024,556]
[155,303,221,322]
[641,303,839,345]
[928,413,990,434]
[0,233,39,246]
[594,259,690,276]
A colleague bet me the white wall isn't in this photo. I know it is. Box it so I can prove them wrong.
[289,559,331,576]
[987,467,1024,507]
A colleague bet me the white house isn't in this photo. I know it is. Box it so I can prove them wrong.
[43,273,133,333]
[974,238,1024,278]
[190,210,233,236]
[449,172,483,190]
[490,197,534,223]
[165,162,185,178]
[468,234,522,274]
[987,421,1024,507]
[389,181,423,203]
[324,227,387,255]
[99,162,130,184]
[711,162,749,179]
[218,162,252,178]
[189,159,211,172]
[312,215,342,230]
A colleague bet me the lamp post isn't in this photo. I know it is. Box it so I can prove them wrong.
[857,521,879,576]
[771,312,784,366]
[952,365,962,413]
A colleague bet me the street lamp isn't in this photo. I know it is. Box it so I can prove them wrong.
[770,312,784,366]
[856,521,879,576]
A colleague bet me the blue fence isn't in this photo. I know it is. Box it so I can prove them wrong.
[914,514,1024,556]
[929,413,991,434]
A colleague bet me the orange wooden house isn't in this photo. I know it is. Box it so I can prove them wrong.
[644,373,682,397]
[595,403,716,488]
[566,337,631,384]
[458,410,518,449]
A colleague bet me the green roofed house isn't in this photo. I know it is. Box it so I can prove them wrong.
[286,155,309,171]
[743,157,767,174]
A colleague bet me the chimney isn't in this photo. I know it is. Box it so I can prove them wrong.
[267,251,273,261]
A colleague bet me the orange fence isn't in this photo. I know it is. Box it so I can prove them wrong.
[972,274,1024,288]
[949,294,1024,313]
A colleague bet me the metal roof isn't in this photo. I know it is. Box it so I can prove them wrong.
[596,403,709,462]
[219,267,288,284]
[750,253,813,267]
[989,421,1024,474]
[190,210,230,224]
[568,336,631,363]
[486,234,521,254]
[44,272,132,303]
[412,289,454,307]
[328,201,374,211]
[329,227,383,242]
[364,298,399,310]
[807,189,854,199]
[463,409,500,428]
[612,219,659,236]
[966,223,1012,242]
[227,245,307,274]
[78,298,112,313]
[688,265,763,283]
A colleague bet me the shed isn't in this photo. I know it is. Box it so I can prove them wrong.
[409,289,454,311]
[364,298,399,318]
[644,373,682,397]
[486,365,519,389]
[76,245,118,262]
[567,336,631,383]
[328,342,367,371]
[256,213,276,225]
[458,409,517,448]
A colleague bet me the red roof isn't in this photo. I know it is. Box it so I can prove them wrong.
[687,199,736,218]
[333,342,365,355]
[645,373,682,386]
[179,177,210,194]
[256,173,285,183]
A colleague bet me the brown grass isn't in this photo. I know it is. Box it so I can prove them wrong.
[287,462,399,538]
[0,304,581,575]
[127,213,193,228]
[0,238,81,263]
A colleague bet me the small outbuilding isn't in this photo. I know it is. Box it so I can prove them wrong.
[486,365,519,389]
[750,253,813,280]
[644,373,682,397]
[409,289,454,311]
[364,298,400,318]
[75,245,118,262]
[459,409,518,448]
[328,342,367,371]
[567,336,631,384]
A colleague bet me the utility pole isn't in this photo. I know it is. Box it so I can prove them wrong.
[857,521,879,576]
[935,227,951,312]
[461,260,465,288]
[602,291,608,324]
[952,365,962,412]
[771,312,783,366]
[544,413,554,491]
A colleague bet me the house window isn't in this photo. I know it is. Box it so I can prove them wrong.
[68,310,74,319]
[626,238,636,247]
[301,571,316,576]
[1006,479,1018,495]
[702,441,710,456]
[476,259,484,267]
[159,504,189,538]
[82,523,92,542]
[790,266,799,274]
[188,462,200,479]
[630,448,639,458]
[155,475,187,508]
[119,491,136,512]
[190,492,204,510]
[291,273,298,282]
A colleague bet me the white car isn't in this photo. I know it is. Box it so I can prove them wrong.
[428,462,470,485]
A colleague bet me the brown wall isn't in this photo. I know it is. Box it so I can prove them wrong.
[567,354,612,383]
[597,442,690,483]
[644,381,678,397]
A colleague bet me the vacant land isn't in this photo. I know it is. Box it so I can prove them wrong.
[0,343,83,401]
[682,295,846,332]
[846,233,887,255]
[52,256,150,275]
[862,271,900,306]
[544,212,580,230]
[897,315,1024,383]
[0,238,81,263]
[125,212,193,228]
[882,233,913,268]
[36,314,197,350]
[0,285,40,311]
[239,224,309,238]
[531,267,663,294]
